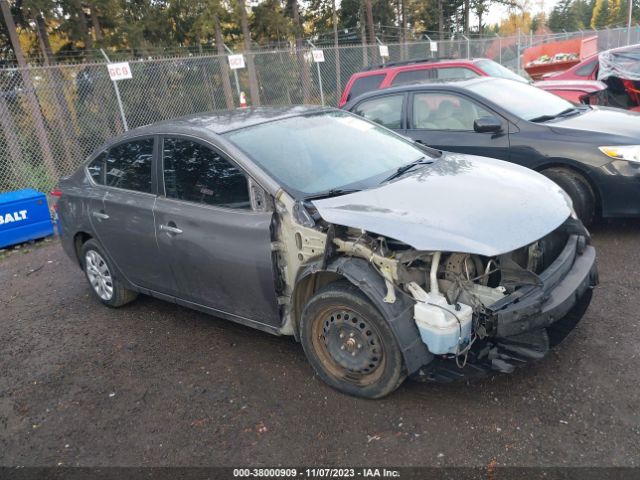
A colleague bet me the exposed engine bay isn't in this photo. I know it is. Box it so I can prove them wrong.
[272,191,596,381]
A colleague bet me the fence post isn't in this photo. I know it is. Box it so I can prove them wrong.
[307,40,324,106]
[223,44,242,102]
[375,36,386,64]
[424,33,433,58]
[516,28,521,75]
[100,49,128,131]
[495,33,502,65]
[627,0,634,45]
[462,34,470,59]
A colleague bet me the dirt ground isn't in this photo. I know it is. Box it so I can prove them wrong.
[0,221,639,468]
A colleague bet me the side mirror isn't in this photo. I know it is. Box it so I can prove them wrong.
[474,116,502,133]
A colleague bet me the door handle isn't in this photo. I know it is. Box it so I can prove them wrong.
[92,211,109,220]
[159,224,183,235]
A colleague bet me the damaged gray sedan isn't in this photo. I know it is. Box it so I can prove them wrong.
[57,106,598,398]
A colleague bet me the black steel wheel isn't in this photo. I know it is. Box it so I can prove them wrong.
[300,281,405,398]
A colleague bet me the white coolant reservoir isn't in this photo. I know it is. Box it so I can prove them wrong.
[406,282,473,355]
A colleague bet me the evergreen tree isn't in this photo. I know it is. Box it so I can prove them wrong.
[591,0,610,27]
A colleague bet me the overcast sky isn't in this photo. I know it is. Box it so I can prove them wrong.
[483,0,561,26]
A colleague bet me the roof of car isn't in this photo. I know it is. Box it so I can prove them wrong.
[343,76,495,106]
[358,57,486,75]
[131,105,333,136]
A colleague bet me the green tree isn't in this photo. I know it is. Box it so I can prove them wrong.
[251,0,291,44]
[591,0,610,27]
[548,0,580,32]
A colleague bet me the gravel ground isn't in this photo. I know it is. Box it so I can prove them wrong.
[0,221,639,468]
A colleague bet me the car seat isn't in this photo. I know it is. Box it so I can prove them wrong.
[413,100,438,129]
[430,100,467,130]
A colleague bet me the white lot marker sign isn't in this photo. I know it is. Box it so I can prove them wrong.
[312,49,325,63]
[430,41,438,53]
[228,54,246,70]
[379,45,389,57]
[107,62,133,81]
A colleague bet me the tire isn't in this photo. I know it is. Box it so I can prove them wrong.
[300,281,406,399]
[80,239,138,308]
[541,167,596,226]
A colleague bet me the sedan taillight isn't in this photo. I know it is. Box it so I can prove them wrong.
[50,189,62,211]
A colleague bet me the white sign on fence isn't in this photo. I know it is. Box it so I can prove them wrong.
[228,54,246,70]
[312,49,325,63]
[430,41,438,53]
[107,62,132,81]
[379,45,389,57]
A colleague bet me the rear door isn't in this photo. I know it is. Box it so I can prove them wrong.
[405,91,510,160]
[89,136,172,293]
[154,136,281,327]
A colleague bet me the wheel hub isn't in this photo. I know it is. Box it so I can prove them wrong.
[85,250,113,301]
[322,310,382,374]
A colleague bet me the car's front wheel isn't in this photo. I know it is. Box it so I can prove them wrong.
[81,239,138,307]
[300,281,406,398]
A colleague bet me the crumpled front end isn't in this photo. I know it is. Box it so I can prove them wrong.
[412,218,598,382]
[277,184,597,382]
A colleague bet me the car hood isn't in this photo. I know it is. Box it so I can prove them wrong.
[549,107,640,139]
[312,153,571,256]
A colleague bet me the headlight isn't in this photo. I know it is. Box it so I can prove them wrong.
[599,145,640,163]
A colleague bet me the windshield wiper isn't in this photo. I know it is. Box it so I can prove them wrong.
[382,156,432,183]
[529,107,581,123]
[304,188,361,201]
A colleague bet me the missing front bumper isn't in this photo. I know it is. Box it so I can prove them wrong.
[410,235,598,383]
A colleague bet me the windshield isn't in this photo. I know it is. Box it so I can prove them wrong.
[224,111,435,197]
[467,78,577,121]
[475,59,528,83]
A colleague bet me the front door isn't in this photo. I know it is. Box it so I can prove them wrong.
[405,91,510,161]
[89,136,172,293]
[154,136,281,328]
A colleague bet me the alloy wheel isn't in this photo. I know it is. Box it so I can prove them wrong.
[85,250,114,301]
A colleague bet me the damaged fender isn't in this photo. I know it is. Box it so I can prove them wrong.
[296,257,433,375]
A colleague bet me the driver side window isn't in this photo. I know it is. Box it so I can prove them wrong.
[353,94,404,129]
[162,137,251,210]
[412,92,492,131]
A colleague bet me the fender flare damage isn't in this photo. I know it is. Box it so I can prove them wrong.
[295,256,433,375]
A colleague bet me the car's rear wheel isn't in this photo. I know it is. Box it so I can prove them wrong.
[541,167,596,226]
[300,281,406,398]
[81,239,137,307]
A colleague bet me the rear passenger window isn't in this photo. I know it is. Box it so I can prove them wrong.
[87,152,106,185]
[348,74,385,101]
[105,138,154,193]
[392,69,435,86]
[353,95,404,128]
[575,59,597,77]
[162,138,250,209]
[436,67,480,80]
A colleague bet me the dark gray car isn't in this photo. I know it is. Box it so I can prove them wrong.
[56,106,598,398]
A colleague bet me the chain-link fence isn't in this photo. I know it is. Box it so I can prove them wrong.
[1,25,639,193]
